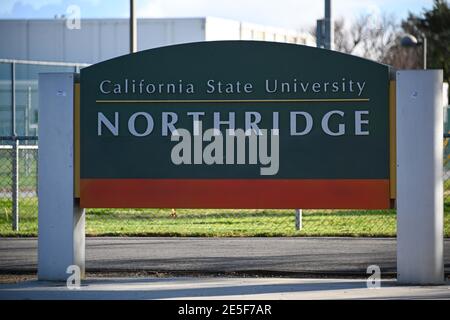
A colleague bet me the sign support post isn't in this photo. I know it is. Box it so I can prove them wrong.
[38,73,85,281]
[295,209,302,231]
[396,70,444,284]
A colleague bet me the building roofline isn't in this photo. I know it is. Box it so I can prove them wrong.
[0,58,90,67]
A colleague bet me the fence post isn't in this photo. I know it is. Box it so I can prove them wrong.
[11,61,19,231]
[12,138,19,231]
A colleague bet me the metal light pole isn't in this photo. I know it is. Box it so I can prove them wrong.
[324,0,334,50]
[316,0,334,50]
[130,0,137,53]
[400,33,427,69]
[422,35,427,70]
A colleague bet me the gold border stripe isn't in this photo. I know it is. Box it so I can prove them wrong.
[95,98,370,104]
[74,83,80,199]
[389,80,396,201]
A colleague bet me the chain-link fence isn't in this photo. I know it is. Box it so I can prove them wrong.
[0,136,449,237]
[0,138,38,235]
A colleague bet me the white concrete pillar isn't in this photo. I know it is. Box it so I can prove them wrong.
[396,70,444,284]
[38,73,85,281]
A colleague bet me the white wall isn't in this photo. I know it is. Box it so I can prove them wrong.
[204,17,315,45]
[138,18,205,50]
[0,18,206,64]
[0,18,314,65]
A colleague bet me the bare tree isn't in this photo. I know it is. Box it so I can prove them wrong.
[333,19,353,54]
[309,11,422,68]
[382,17,423,69]
[383,44,422,69]
[333,13,400,63]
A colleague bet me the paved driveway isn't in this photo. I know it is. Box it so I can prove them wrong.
[1,237,449,276]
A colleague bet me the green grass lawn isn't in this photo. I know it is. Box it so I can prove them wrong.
[1,197,449,237]
[1,148,449,237]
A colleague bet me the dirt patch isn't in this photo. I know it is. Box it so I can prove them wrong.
[0,273,36,284]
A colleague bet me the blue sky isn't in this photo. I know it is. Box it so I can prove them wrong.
[0,0,435,30]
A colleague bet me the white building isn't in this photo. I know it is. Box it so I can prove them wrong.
[0,17,315,64]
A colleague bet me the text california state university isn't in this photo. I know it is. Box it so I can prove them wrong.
[98,78,367,96]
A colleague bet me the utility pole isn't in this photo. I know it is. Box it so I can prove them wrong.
[422,34,427,69]
[324,0,334,50]
[316,0,334,50]
[130,0,137,53]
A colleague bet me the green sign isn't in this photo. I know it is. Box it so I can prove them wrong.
[80,41,391,209]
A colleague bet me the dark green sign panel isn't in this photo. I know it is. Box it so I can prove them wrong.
[80,41,390,209]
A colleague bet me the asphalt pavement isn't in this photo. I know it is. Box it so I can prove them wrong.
[1,237,449,276]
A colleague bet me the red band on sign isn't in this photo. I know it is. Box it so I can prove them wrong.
[80,179,390,209]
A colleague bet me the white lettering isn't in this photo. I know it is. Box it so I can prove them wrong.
[162,112,178,136]
[290,111,313,136]
[355,110,369,135]
[322,110,345,136]
[128,112,154,137]
[98,112,118,136]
